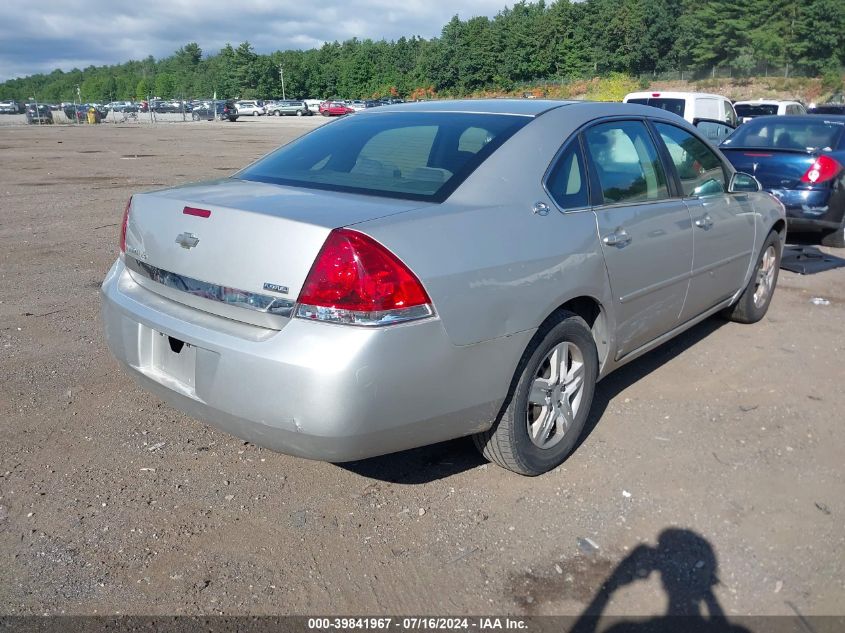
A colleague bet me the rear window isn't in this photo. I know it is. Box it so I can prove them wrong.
[735,104,779,117]
[237,112,529,202]
[723,118,844,151]
[809,106,845,115]
[627,98,685,117]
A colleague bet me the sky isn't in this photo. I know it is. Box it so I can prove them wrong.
[0,0,512,81]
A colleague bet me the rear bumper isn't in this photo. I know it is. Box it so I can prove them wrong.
[768,187,845,230]
[101,258,531,461]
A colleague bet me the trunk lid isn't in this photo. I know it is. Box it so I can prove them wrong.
[124,178,427,327]
[720,148,818,189]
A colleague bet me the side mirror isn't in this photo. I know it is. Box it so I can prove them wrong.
[729,172,761,193]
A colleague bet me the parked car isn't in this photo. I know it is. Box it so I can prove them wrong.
[720,115,845,247]
[106,101,137,113]
[624,91,738,126]
[303,99,323,111]
[318,100,354,116]
[0,100,22,114]
[236,100,265,116]
[267,100,312,116]
[63,104,102,123]
[734,100,806,122]
[25,104,53,124]
[808,104,845,115]
[191,100,239,122]
[347,100,367,112]
[102,100,785,475]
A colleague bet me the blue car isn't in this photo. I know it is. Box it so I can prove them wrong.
[720,115,845,247]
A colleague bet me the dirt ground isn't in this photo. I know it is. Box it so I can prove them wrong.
[0,119,843,620]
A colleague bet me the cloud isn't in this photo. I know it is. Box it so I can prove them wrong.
[0,0,509,80]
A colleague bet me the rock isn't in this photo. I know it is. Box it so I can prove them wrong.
[577,537,599,554]
[291,510,307,527]
[418,508,426,517]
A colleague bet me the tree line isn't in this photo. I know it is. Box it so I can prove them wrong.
[1,0,842,103]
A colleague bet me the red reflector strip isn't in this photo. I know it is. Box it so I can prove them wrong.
[743,153,772,157]
[183,206,211,218]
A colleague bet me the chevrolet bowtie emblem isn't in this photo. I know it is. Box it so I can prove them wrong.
[175,232,200,249]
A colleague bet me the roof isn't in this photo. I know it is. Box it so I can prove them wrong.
[624,91,728,100]
[734,99,801,105]
[368,98,578,117]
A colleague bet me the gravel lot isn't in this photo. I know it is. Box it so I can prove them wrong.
[1,117,843,619]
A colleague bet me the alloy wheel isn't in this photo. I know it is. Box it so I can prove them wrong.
[526,341,585,449]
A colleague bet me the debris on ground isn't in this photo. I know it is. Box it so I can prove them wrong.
[577,537,600,554]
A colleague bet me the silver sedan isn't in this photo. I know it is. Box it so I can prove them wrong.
[101,100,785,475]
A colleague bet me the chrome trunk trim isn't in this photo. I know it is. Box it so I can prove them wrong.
[124,255,295,326]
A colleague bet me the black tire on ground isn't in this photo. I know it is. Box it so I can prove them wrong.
[192,113,199,121]
[473,311,599,476]
[228,117,237,122]
[722,229,782,324]
[821,224,845,248]
[296,109,303,116]
[322,111,329,117]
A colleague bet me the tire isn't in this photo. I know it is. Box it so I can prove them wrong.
[192,113,199,121]
[296,109,303,116]
[723,229,782,324]
[321,111,329,117]
[473,312,598,476]
[821,224,845,248]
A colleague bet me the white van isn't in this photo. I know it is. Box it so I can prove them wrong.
[623,91,738,126]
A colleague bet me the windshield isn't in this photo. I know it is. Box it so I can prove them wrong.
[627,98,685,117]
[722,118,844,151]
[237,112,529,202]
[735,104,779,117]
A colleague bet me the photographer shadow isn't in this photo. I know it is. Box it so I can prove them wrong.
[570,528,751,633]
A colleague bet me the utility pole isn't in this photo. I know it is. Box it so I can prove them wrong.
[279,65,286,100]
[75,84,81,125]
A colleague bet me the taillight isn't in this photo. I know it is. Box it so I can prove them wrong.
[119,197,132,252]
[801,155,842,185]
[296,229,433,326]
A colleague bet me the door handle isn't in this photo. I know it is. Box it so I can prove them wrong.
[694,214,714,229]
[602,229,632,247]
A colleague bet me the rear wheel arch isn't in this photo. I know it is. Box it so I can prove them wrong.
[538,296,609,370]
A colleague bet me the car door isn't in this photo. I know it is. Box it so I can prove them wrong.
[584,119,694,359]
[652,121,756,322]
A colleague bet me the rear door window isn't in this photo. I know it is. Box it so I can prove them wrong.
[584,120,669,205]
[655,123,727,197]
